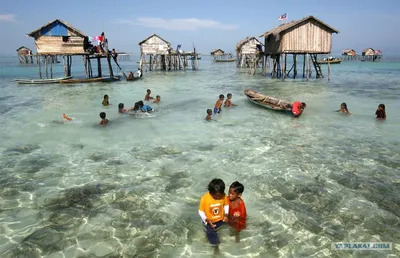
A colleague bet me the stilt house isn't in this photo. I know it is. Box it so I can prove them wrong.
[260,15,339,79]
[138,34,198,71]
[16,46,34,64]
[27,19,119,81]
[235,37,263,74]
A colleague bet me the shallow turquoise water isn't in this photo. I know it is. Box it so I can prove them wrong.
[0,56,399,257]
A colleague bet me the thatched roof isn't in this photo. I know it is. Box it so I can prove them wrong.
[138,34,170,45]
[342,49,355,53]
[362,48,374,53]
[16,46,32,51]
[27,19,87,38]
[260,16,339,38]
[235,37,263,52]
[210,49,224,55]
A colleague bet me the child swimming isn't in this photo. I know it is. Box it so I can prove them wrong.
[228,181,247,242]
[375,104,386,119]
[205,109,212,121]
[336,102,350,114]
[99,112,109,125]
[153,95,161,103]
[214,94,224,114]
[62,114,72,121]
[138,101,153,112]
[102,95,110,106]
[224,93,237,107]
[198,178,229,250]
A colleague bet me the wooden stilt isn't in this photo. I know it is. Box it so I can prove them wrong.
[328,58,331,81]
[293,54,297,79]
[97,57,102,77]
[302,54,306,78]
[50,56,53,79]
[306,54,310,81]
[106,54,114,77]
[63,56,67,77]
[83,56,88,78]
[38,55,42,79]
[45,56,48,79]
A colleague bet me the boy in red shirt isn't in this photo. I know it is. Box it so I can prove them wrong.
[228,181,247,242]
[291,102,306,117]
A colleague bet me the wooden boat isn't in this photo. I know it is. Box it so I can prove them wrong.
[59,76,121,84]
[126,76,142,81]
[244,89,293,113]
[215,58,236,63]
[317,58,342,64]
[15,76,72,84]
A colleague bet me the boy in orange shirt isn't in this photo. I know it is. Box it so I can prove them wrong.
[198,178,229,247]
[214,94,224,114]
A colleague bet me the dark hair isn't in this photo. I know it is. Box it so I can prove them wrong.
[341,102,348,110]
[378,104,385,110]
[207,109,212,114]
[227,93,232,97]
[100,112,106,119]
[156,95,160,98]
[301,102,307,107]
[147,89,151,92]
[118,103,124,109]
[219,94,224,99]
[230,181,244,194]
[138,101,144,107]
[104,94,109,99]
[133,102,140,111]
[208,178,225,195]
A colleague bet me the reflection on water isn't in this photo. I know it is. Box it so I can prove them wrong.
[0,58,399,257]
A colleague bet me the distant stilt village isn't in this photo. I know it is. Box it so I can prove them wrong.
[15,16,382,84]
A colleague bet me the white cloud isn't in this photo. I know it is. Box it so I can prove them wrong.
[0,14,16,22]
[114,17,238,31]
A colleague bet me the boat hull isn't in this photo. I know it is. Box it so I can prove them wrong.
[215,59,236,62]
[126,76,142,81]
[244,89,293,114]
[59,76,121,84]
[15,76,73,84]
[317,59,342,64]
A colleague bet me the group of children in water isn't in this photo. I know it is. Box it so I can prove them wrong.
[93,89,161,125]
[336,102,387,119]
[206,93,237,121]
[199,178,246,252]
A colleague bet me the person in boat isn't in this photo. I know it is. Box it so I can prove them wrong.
[99,112,109,125]
[118,103,127,113]
[205,109,212,121]
[128,71,134,80]
[291,102,306,117]
[152,95,161,103]
[336,103,350,114]
[214,94,224,114]
[102,95,110,106]
[137,68,142,78]
[224,93,237,107]
[375,104,386,119]
[228,181,247,243]
[112,48,118,59]
[138,101,153,113]
[145,89,153,100]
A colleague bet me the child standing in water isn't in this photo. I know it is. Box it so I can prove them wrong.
[224,93,237,107]
[228,181,247,242]
[145,89,153,101]
[205,109,212,121]
[214,94,224,114]
[102,95,110,106]
[199,178,229,251]
[336,103,350,114]
[99,112,109,125]
[118,103,127,113]
[375,104,386,119]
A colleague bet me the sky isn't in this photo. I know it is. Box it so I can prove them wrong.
[1,0,400,56]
